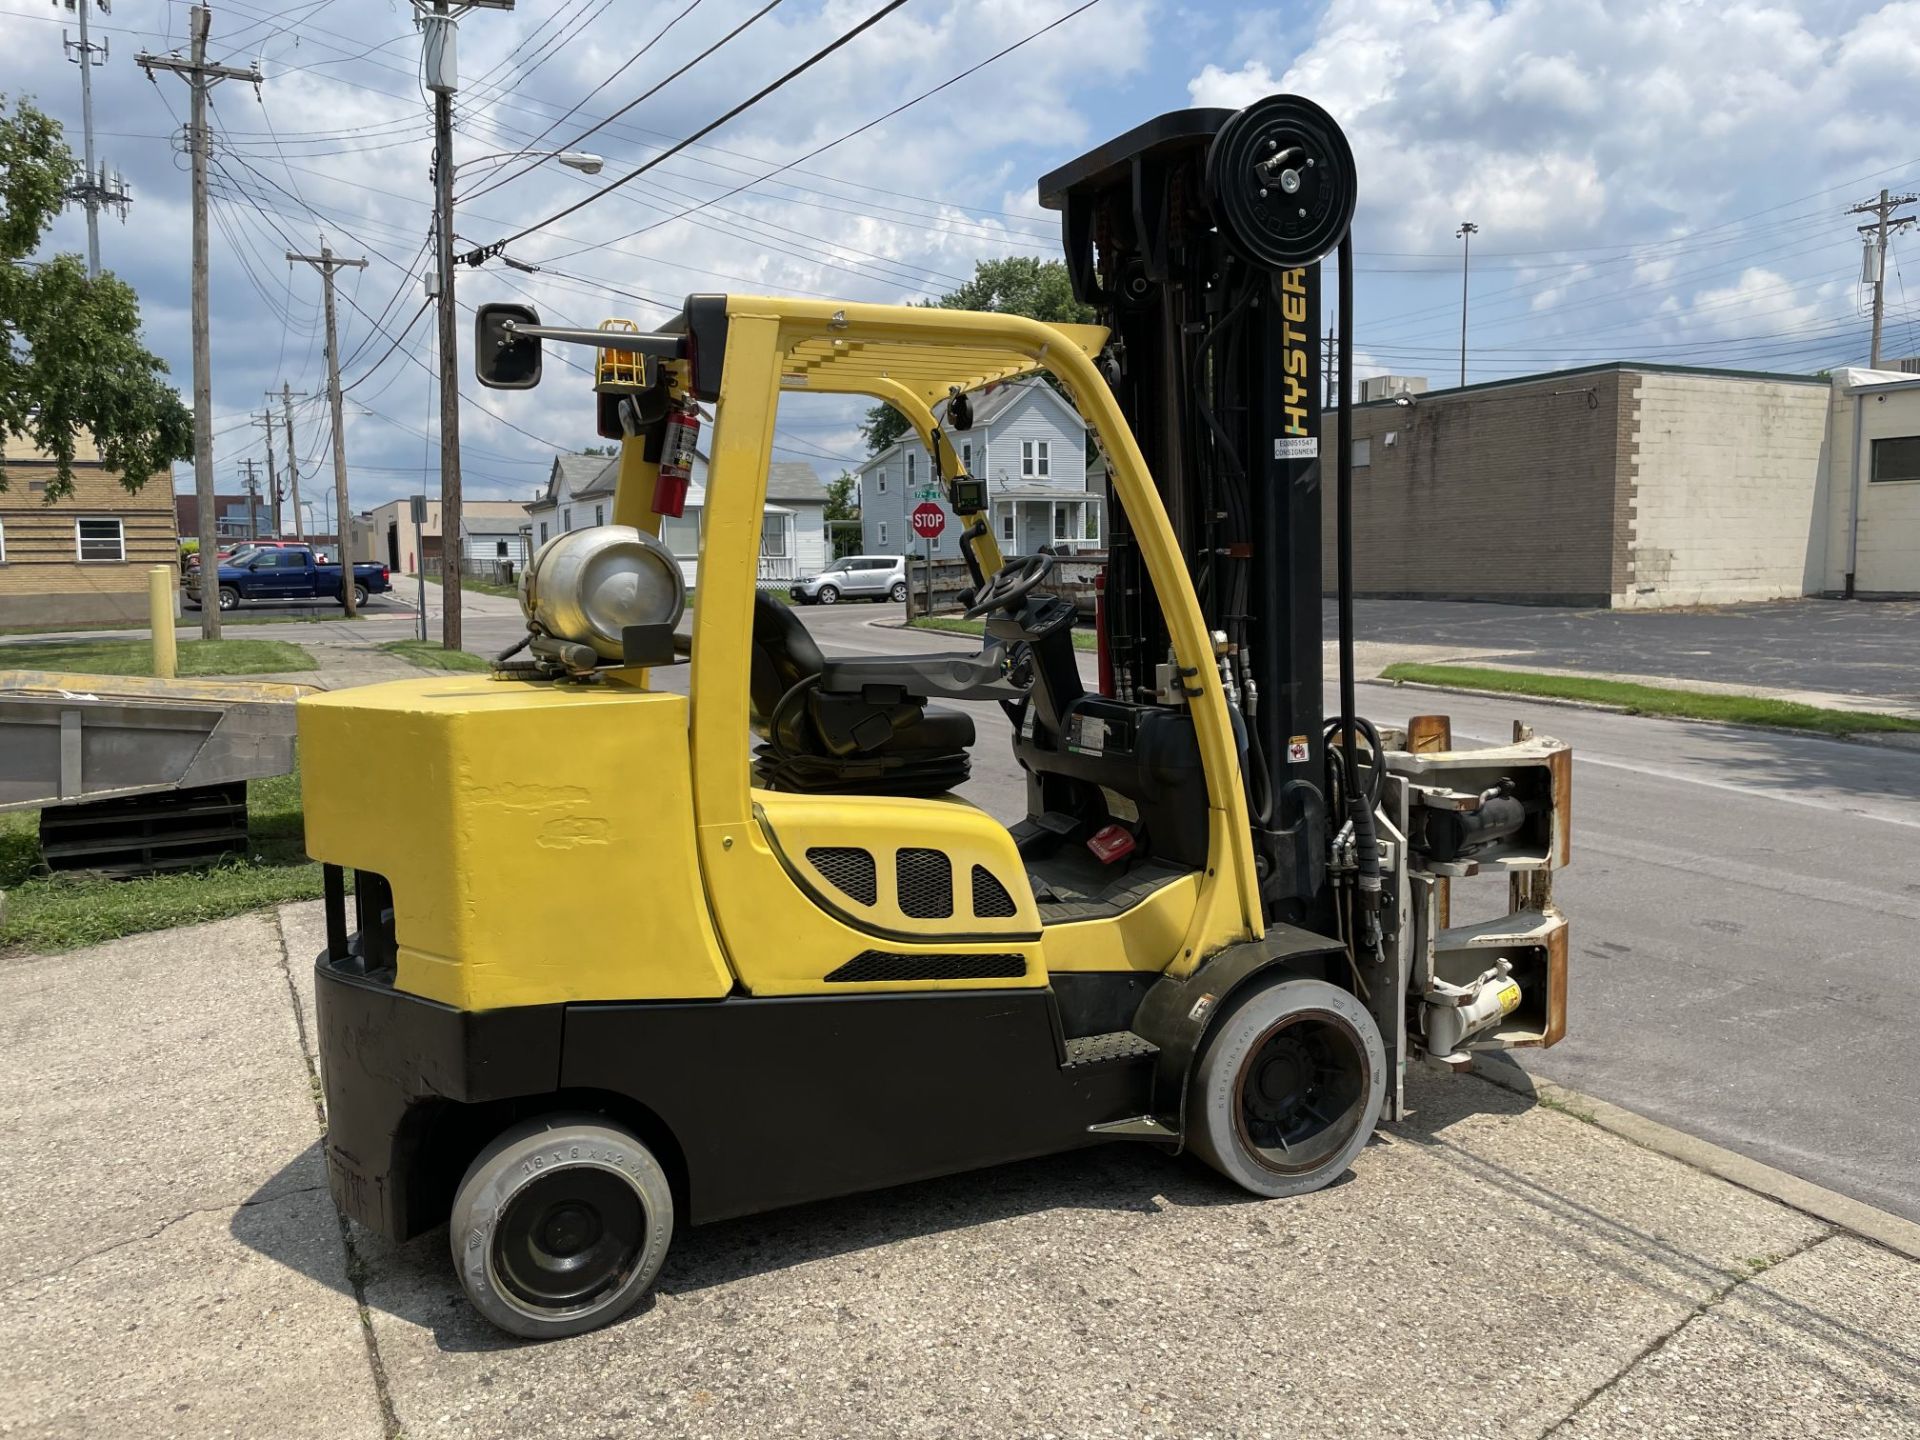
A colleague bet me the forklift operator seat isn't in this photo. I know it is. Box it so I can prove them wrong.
[748,593,976,796]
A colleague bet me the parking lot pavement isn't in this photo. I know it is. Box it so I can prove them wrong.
[6,903,1919,1438]
[1338,596,1920,706]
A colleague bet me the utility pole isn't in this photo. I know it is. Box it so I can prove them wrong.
[279,384,308,543]
[253,408,281,536]
[1850,189,1919,369]
[239,457,261,539]
[61,0,130,278]
[138,8,262,641]
[418,0,512,649]
[287,247,369,613]
[1455,220,1478,388]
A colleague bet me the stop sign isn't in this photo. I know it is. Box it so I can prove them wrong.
[910,501,946,540]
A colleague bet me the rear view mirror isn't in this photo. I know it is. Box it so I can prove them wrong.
[475,303,542,389]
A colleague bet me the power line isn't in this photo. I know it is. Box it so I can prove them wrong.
[477,0,912,256]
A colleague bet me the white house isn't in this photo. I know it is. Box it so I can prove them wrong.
[526,448,809,588]
[855,378,1101,558]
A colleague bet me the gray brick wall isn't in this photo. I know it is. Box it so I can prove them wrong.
[1321,371,1629,605]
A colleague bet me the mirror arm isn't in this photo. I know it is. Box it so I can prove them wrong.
[503,323,685,359]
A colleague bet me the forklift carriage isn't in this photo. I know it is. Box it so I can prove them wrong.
[302,96,1571,1339]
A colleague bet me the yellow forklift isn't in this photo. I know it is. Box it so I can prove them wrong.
[302,95,1570,1338]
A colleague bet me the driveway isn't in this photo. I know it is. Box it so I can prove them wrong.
[5,904,1917,1438]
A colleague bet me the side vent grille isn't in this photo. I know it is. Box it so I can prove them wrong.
[971,865,1017,918]
[896,848,954,919]
[807,846,877,906]
[825,950,1027,983]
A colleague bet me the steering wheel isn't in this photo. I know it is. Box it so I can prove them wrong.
[963,552,1057,619]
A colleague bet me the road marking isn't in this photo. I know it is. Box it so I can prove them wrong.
[1568,752,1920,831]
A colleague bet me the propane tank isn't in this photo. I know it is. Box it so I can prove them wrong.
[1423,960,1523,1059]
[520,525,684,662]
[654,404,699,518]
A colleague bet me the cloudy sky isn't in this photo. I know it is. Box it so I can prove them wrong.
[3,0,1917,524]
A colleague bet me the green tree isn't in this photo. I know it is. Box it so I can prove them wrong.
[824,469,859,521]
[860,257,1094,455]
[0,97,191,500]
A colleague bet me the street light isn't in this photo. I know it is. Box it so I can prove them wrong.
[432,146,605,650]
[1455,220,1478,388]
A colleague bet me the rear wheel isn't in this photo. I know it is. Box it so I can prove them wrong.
[450,1114,674,1340]
[888,581,908,603]
[1187,977,1384,1198]
[816,583,840,605]
[349,583,369,608]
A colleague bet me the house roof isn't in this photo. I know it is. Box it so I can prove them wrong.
[530,452,619,509]
[765,460,828,504]
[858,377,1088,474]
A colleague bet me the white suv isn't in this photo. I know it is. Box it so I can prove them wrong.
[790,555,908,605]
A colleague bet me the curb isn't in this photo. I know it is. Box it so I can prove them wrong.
[1374,677,1920,752]
[1469,1055,1920,1263]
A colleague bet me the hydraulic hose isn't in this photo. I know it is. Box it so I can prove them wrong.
[1334,233,1383,956]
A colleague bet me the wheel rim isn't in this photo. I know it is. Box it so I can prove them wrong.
[891,583,906,601]
[491,1166,646,1313]
[1232,1010,1371,1176]
[820,587,837,603]
[219,590,236,610]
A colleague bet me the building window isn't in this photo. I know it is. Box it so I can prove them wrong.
[539,522,549,544]
[907,452,916,486]
[760,514,788,557]
[562,507,573,531]
[1870,435,1920,483]
[594,504,604,526]
[662,511,700,556]
[1054,506,1069,541]
[0,517,6,563]
[1351,438,1372,468]
[1001,509,1014,541]
[1086,506,1100,541]
[495,539,508,558]
[75,517,125,562]
[878,521,889,546]
[877,470,887,495]
[962,442,973,473]
[1022,440,1050,479]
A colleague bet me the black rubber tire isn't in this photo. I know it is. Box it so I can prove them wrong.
[350,583,369,608]
[217,586,240,612]
[449,1113,674,1340]
[816,584,840,605]
[888,581,908,603]
[1186,977,1384,1198]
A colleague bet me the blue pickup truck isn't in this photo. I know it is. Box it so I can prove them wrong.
[186,544,392,612]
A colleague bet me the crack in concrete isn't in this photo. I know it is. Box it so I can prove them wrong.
[272,906,406,1440]
[1539,1228,1837,1437]
[0,1185,328,1300]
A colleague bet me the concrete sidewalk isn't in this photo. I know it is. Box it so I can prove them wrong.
[4,905,1917,1439]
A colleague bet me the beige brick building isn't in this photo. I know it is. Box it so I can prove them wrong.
[1321,362,1867,607]
[0,437,177,627]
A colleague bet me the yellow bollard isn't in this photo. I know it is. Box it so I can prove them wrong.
[150,565,177,679]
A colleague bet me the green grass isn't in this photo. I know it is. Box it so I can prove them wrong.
[378,639,491,672]
[1379,663,1920,737]
[0,638,316,676]
[911,614,1099,651]
[423,573,520,599]
[0,771,322,955]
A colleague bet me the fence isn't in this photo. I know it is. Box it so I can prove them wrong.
[904,551,1104,617]
[425,554,522,587]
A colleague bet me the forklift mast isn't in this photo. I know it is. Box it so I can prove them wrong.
[1041,97,1358,928]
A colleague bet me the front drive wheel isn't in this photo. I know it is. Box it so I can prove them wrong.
[816,583,839,605]
[888,581,908,603]
[450,1114,675,1340]
[1187,978,1385,1198]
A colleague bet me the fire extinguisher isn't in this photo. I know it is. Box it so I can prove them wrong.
[653,403,699,518]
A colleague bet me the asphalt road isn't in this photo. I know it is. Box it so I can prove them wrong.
[793,604,1920,1224]
[1340,595,1920,703]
